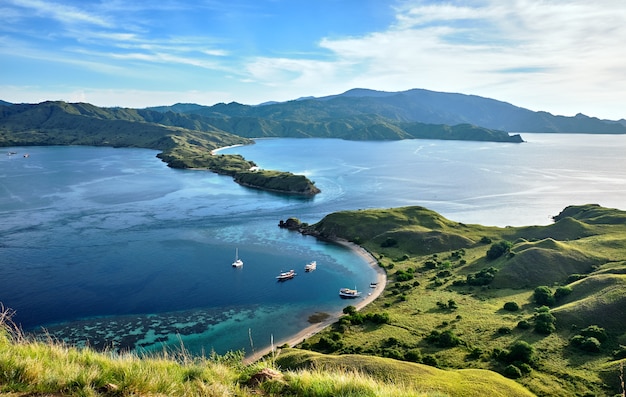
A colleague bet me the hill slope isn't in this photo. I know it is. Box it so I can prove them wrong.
[290,204,626,396]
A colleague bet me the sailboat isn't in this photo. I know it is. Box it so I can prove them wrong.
[232,248,243,268]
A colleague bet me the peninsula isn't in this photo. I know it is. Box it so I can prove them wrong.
[0,101,320,196]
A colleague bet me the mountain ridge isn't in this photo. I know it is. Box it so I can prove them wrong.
[147,87,626,134]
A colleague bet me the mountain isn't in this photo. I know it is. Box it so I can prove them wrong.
[0,100,12,106]
[0,99,522,144]
[149,88,626,134]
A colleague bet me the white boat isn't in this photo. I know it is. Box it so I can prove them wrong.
[232,248,243,268]
[276,269,296,281]
[339,287,361,298]
[304,261,317,272]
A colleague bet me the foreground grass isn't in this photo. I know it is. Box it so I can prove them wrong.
[1,310,535,397]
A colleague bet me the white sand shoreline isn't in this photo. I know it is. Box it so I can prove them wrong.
[243,239,386,364]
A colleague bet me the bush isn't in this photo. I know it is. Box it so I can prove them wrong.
[427,330,461,348]
[503,301,520,311]
[497,327,512,335]
[612,347,626,360]
[504,364,523,379]
[381,237,398,247]
[533,286,556,306]
[422,354,439,368]
[534,312,556,335]
[466,267,498,286]
[486,240,513,260]
[507,341,535,364]
[554,286,573,301]
[343,305,357,315]
[580,337,601,353]
[395,270,414,282]
[480,236,492,244]
[405,348,422,363]
[579,325,607,343]
[517,320,532,330]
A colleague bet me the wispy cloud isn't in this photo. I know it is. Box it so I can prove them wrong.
[7,0,112,27]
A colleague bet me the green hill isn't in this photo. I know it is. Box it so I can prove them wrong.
[276,349,536,397]
[292,204,626,396]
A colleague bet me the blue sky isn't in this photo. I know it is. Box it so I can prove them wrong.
[1,0,625,119]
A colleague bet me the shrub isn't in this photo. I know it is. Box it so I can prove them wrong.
[507,341,535,364]
[466,267,498,286]
[343,305,357,315]
[427,330,461,348]
[533,286,556,306]
[517,320,532,330]
[497,327,512,335]
[422,354,439,368]
[395,270,414,282]
[554,286,573,301]
[365,312,391,324]
[534,312,556,335]
[579,325,607,343]
[486,240,513,260]
[383,348,405,360]
[480,236,492,244]
[405,348,422,363]
[504,364,523,379]
[580,337,601,353]
[612,347,626,360]
[381,237,398,247]
[503,301,520,312]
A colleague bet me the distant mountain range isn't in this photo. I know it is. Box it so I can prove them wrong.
[147,88,626,134]
[2,89,624,148]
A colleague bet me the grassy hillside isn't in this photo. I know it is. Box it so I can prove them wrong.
[293,204,626,396]
[0,312,536,396]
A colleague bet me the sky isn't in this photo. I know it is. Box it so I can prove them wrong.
[1,0,625,120]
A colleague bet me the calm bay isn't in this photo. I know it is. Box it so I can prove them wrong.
[1,133,625,356]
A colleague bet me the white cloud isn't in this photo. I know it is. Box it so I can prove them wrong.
[7,0,112,27]
[240,0,626,118]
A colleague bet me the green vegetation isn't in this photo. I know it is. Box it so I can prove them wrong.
[0,310,534,397]
[296,204,626,396]
[0,101,320,196]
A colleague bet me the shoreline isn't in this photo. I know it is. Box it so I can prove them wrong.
[243,239,386,364]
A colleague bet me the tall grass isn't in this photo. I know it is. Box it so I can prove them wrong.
[0,305,450,396]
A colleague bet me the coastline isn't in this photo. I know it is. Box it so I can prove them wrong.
[243,239,386,364]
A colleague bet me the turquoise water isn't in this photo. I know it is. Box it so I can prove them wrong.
[1,134,625,356]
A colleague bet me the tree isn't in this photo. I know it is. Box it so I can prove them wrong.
[503,301,520,312]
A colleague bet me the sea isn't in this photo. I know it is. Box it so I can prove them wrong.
[1,133,625,356]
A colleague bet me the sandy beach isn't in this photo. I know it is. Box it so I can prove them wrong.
[243,239,386,364]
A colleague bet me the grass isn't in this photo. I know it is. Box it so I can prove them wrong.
[2,305,532,397]
[295,204,626,396]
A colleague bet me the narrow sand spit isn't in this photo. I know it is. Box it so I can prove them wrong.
[243,239,386,364]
